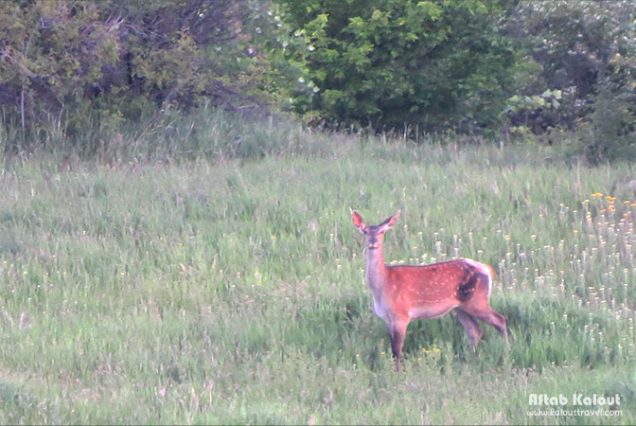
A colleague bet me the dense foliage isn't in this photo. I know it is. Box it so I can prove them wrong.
[0,0,270,151]
[0,0,634,161]
[504,0,636,162]
[274,0,517,132]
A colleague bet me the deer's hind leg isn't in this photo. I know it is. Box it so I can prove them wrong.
[462,305,508,346]
[455,309,483,349]
[461,271,508,346]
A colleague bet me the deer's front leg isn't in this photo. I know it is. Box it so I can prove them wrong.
[388,319,409,371]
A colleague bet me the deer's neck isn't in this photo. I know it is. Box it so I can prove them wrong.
[365,247,388,291]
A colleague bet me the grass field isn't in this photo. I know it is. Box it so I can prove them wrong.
[0,117,635,424]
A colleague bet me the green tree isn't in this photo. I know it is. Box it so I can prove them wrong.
[0,2,121,137]
[506,0,636,161]
[512,0,636,100]
[274,0,517,133]
[0,0,273,151]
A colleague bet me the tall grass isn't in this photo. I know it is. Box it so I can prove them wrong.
[0,114,634,424]
[1,106,351,162]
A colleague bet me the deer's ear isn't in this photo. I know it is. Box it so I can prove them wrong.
[351,210,367,233]
[379,210,400,232]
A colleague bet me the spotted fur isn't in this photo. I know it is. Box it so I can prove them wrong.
[352,209,508,370]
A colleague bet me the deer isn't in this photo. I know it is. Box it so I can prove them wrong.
[351,210,508,370]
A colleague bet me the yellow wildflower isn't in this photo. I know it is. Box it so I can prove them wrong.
[591,192,604,198]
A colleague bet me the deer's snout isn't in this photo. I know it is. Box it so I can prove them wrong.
[366,231,382,249]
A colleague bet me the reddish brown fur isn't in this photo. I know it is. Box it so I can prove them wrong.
[352,210,508,370]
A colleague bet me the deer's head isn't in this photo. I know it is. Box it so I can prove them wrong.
[351,210,401,249]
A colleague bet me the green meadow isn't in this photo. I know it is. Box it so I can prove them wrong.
[0,115,635,424]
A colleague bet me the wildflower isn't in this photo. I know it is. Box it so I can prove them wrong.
[591,192,604,198]
[605,195,616,203]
